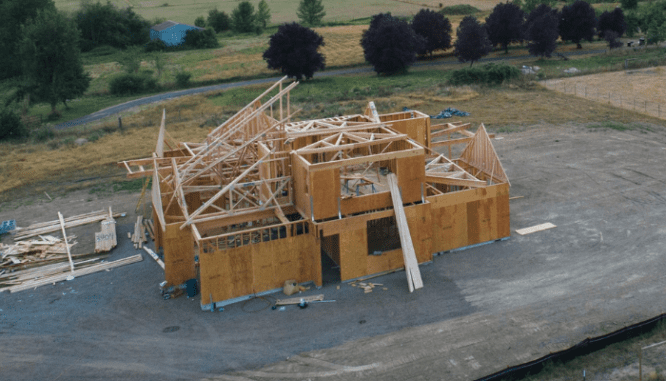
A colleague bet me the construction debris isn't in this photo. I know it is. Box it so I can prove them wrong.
[14,210,124,241]
[7,254,143,293]
[516,222,557,235]
[94,208,117,253]
[143,247,165,269]
[0,220,16,235]
[275,294,324,306]
[131,216,148,248]
[350,280,385,293]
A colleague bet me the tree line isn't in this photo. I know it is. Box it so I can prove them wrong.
[265,0,666,79]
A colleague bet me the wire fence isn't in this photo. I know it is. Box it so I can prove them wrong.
[543,79,666,120]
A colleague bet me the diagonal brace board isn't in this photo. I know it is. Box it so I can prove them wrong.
[386,173,423,292]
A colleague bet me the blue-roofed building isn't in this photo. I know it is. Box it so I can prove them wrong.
[150,20,204,46]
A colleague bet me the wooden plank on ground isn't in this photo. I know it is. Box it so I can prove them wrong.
[275,294,324,305]
[386,173,423,292]
[57,212,75,272]
[516,222,556,235]
[9,254,143,293]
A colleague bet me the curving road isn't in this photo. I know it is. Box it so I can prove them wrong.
[54,49,604,129]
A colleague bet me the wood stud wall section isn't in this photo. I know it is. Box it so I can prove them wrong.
[119,78,511,306]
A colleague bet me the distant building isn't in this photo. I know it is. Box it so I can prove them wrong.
[150,20,204,46]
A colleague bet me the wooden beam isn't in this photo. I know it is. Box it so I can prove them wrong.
[386,173,423,293]
[307,148,423,172]
[57,212,75,273]
[296,134,407,155]
[425,175,487,188]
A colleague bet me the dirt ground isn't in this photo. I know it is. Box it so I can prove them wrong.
[2,119,666,380]
[544,67,666,120]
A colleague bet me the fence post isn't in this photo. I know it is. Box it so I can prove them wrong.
[645,101,647,113]
[659,104,661,118]
[608,92,611,105]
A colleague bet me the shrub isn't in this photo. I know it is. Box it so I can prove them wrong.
[232,1,257,33]
[109,73,158,95]
[86,45,118,57]
[194,16,206,27]
[32,125,55,142]
[297,0,326,26]
[207,9,231,33]
[621,0,638,10]
[175,71,192,87]
[448,63,519,85]
[439,4,480,15]
[263,22,325,80]
[0,108,28,141]
[144,39,166,52]
[183,28,220,49]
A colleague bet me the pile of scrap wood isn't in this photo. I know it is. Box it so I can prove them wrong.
[0,208,143,293]
[130,216,154,248]
[0,235,77,268]
[14,210,124,241]
[1,254,143,293]
[350,280,386,293]
[0,235,130,293]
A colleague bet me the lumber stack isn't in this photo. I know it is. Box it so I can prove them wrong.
[14,210,124,241]
[131,216,151,248]
[7,254,143,293]
[0,235,120,292]
[0,235,77,269]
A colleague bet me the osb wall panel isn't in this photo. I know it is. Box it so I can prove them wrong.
[310,168,340,220]
[340,192,392,216]
[163,223,196,286]
[291,152,311,217]
[429,183,510,252]
[153,209,163,251]
[396,154,425,204]
[199,232,321,305]
[334,203,432,281]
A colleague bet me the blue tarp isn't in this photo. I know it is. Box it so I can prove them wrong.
[0,220,16,235]
[403,107,470,119]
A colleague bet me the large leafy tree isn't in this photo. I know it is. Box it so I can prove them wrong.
[525,5,559,58]
[297,0,326,26]
[19,8,91,116]
[75,1,150,52]
[454,16,492,66]
[207,9,231,32]
[256,0,271,29]
[232,1,257,33]
[263,22,325,80]
[485,2,525,53]
[559,0,597,49]
[0,0,55,80]
[411,9,452,56]
[598,8,626,38]
[361,13,425,75]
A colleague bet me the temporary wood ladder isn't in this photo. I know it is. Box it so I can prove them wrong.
[386,173,423,292]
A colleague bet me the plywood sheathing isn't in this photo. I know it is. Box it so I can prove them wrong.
[119,77,510,304]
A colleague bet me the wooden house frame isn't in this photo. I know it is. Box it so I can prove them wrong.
[120,77,510,309]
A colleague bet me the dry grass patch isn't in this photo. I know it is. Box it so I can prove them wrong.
[4,80,663,198]
[544,67,666,120]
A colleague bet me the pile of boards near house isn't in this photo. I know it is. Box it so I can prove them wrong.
[120,77,510,310]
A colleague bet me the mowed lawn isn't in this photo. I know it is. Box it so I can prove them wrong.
[54,0,501,25]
